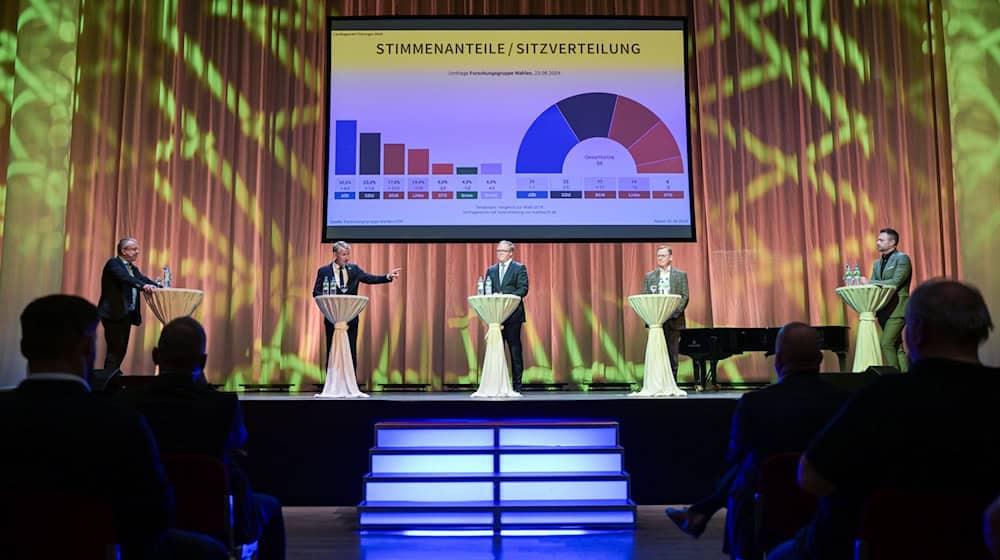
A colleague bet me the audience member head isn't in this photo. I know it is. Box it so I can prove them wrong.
[20,294,99,379]
[904,279,992,364]
[152,317,208,379]
[774,321,822,379]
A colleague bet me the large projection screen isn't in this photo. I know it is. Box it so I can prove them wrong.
[324,18,695,242]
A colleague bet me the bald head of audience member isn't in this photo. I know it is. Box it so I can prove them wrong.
[20,294,99,379]
[904,280,993,364]
[152,317,208,379]
[774,321,823,379]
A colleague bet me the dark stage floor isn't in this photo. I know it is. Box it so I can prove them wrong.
[240,390,741,507]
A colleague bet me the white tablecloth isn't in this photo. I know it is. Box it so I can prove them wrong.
[627,294,686,397]
[143,288,204,324]
[467,294,522,398]
[314,295,369,398]
[836,285,896,371]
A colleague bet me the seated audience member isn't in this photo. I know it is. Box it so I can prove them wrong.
[122,317,286,559]
[0,295,225,560]
[666,322,849,559]
[769,280,1000,560]
[988,494,1000,559]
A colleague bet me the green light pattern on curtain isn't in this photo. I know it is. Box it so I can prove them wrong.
[0,0,994,389]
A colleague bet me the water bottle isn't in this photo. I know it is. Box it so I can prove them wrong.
[844,264,852,286]
[477,275,485,296]
[484,276,493,295]
[323,276,330,295]
[852,264,861,286]
[162,266,172,288]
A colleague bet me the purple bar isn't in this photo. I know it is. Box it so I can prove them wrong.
[480,163,502,174]
[480,191,502,199]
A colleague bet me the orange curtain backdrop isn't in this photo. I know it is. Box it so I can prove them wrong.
[52,0,962,386]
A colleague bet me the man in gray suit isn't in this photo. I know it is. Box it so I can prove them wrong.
[870,228,912,371]
[642,245,689,382]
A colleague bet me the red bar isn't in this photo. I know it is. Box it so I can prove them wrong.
[431,163,454,175]
[408,148,429,175]
[407,192,429,199]
[652,191,685,199]
[432,191,454,199]
[584,191,617,199]
[383,144,405,174]
[618,191,651,199]
[383,191,404,199]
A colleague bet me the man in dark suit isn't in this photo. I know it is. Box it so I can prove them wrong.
[665,322,849,559]
[485,240,529,391]
[869,227,912,370]
[121,317,286,559]
[98,237,159,372]
[311,241,401,368]
[642,245,690,382]
[770,280,1000,560]
[0,295,173,559]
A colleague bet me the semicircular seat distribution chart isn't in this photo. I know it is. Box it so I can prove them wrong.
[515,92,684,174]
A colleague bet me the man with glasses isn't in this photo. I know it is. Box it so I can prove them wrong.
[98,237,159,372]
[484,240,529,391]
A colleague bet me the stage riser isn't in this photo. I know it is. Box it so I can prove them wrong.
[240,396,736,506]
[360,420,636,532]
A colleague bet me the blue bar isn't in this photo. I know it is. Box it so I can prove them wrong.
[516,191,549,199]
[335,120,357,175]
[334,192,356,199]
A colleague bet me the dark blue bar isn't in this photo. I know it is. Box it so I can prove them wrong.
[334,120,357,174]
[516,191,549,199]
[358,192,380,200]
[334,192,356,200]
[549,190,583,199]
[359,133,381,175]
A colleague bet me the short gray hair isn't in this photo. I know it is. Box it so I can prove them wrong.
[332,241,351,255]
[116,237,138,255]
[498,240,514,252]
[656,245,672,255]
[906,279,993,346]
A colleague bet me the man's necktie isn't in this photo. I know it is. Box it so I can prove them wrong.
[339,265,347,290]
[500,263,507,285]
[125,263,136,310]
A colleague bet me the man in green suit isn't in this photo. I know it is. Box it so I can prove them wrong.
[870,227,912,370]
[642,246,690,383]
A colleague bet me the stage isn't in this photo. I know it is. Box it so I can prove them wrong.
[240,390,740,507]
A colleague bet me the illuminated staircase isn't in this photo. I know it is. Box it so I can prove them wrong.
[358,420,636,532]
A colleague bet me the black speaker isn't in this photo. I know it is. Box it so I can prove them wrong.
[865,365,901,376]
[89,368,121,393]
[819,371,879,392]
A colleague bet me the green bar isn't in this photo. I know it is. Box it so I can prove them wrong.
[456,167,478,175]
[456,191,479,199]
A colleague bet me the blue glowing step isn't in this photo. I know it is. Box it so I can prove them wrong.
[375,421,619,449]
[358,499,637,529]
[369,446,625,474]
[364,472,631,502]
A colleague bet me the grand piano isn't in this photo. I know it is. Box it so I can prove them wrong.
[679,326,849,389]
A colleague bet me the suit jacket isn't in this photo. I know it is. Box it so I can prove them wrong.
[725,373,849,503]
[642,268,689,320]
[0,377,171,557]
[98,257,156,325]
[485,260,529,324]
[312,263,391,302]
[870,250,912,320]
[120,373,259,542]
